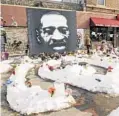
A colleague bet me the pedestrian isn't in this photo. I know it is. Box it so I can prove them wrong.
[84,35,91,54]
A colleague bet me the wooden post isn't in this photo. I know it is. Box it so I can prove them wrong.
[116,31,119,47]
[114,27,117,48]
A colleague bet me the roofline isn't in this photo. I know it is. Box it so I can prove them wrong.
[1,4,76,12]
[76,11,117,16]
[87,4,119,11]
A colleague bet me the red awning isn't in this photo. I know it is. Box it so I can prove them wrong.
[90,17,119,27]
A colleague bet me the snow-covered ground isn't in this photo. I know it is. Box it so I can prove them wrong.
[38,54,119,96]
[6,63,75,115]
[108,107,119,116]
[1,52,119,115]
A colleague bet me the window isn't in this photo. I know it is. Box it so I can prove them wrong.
[97,0,105,5]
[90,27,114,42]
[62,0,84,4]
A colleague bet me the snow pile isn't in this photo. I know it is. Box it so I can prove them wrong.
[61,56,76,62]
[38,58,119,96]
[7,63,75,115]
[21,56,42,63]
[46,59,61,68]
[39,64,96,80]
[89,55,119,68]
[0,62,13,74]
[108,107,119,116]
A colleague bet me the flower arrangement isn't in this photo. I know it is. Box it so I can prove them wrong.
[48,87,56,97]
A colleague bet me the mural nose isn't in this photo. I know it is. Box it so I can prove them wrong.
[52,29,64,40]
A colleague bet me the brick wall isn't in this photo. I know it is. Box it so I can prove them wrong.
[106,0,119,9]
[87,0,119,14]
[76,11,116,29]
[5,27,27,55]
[87,0,97,6]
[87,7,119,14]
[87,0,119,9]
[1,4,26,27]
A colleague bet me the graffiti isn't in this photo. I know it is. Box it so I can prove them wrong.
[11,16,18,26]
[0,16,6,26]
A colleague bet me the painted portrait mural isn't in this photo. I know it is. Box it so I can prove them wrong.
[26,8,77,55]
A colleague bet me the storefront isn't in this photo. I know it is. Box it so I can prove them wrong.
[76,12,119,47]
[90,16,119,47]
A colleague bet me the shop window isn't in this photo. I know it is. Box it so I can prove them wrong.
[97,0,105,6]
[90,27,114,42]
[117,28,119,32]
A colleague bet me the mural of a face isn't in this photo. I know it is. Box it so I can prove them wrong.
[38,12,70,51]
[27,8,77,55]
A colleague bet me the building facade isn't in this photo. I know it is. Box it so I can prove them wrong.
[1,0,119,49]
[87,0,119,13]
[77,0,119,47]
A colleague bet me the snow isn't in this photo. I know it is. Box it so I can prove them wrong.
[21,56,42,63]
[7,63,75,115]
[3,51,119,114]
[0,61,13,74]
[38,55,119,96]
[108,107,119,116]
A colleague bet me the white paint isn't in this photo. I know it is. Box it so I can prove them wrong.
[41,14,68,28]
[53,46,66,50]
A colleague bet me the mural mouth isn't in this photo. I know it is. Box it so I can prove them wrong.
[49,39,66,45]
[53,46,66,50]
[49,39,67,51]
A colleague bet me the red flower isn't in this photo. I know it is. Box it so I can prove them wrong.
[107,66,113,72]
[48,65,54,71]
[12,70,15,75]
[48,87,56,97]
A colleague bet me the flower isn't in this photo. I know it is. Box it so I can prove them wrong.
[12,70,15,75]
[48,87,56,97]
[25,81,32,87]
[47,64,54,71]
[107,66,113,72]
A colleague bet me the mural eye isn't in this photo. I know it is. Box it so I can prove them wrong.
[58,27,69,34]
[43,27,55,35]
